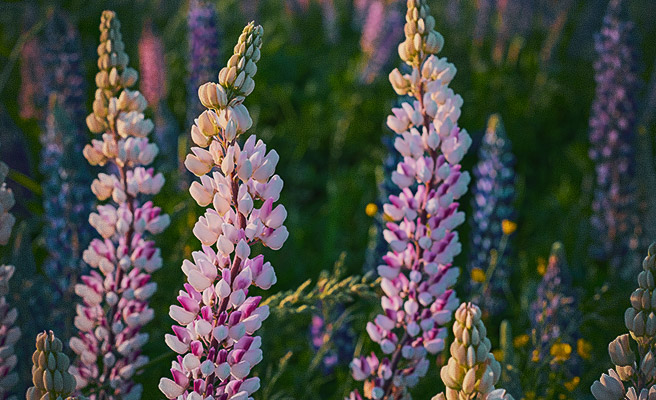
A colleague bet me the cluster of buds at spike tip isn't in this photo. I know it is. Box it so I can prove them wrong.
[26,331,79,400]
[70,10,169,399]
[197,22,262,112]
[433,303,513,400]
[159,21,288,400]
[397,0,444,67]
[591,243,656,399]
[349,1,472,398]
[0,162,15,245]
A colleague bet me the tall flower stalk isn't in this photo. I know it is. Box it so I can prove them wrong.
[591,243,656,399]
[40,12,94,335]
[0,161,19,400]
[349,0,472,398]
[433,302,513,400]
[589,0,641,274]
[26,331,78,400]
[69,11,169,399]
[187,0,221,129]
[359,1,405,84]
[139,21,177,172]
[159,22,289,399]
[467,114,515,317]
[527,242,582,398]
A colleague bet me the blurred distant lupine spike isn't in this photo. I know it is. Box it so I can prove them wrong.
[467,114,516,316]
[138,21,167,108]
[0,163,16,246]
[589,0,641,274]
[159,22,288,400]
[139,21,177,172]
[591,242,656,399]
[349,0,472,398]
[187,0,221,128]
[19,35,46,120]
[529,243,582,392]
[359,1,405,84]
[70,11,169,399]
[432,303,514,400]
[26,331,79,400]
[320,0,339,44]
[40,11,95,333]
[0,162,19,400]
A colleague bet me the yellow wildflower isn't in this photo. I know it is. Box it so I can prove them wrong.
[550,342,572,362]
[492,349,504,362]
[513,334,530,348]
[564,376,580,392]
[365,203,378,217]
[537,257,547,276]
[471,267,486,283]
[531,349,540,362]
[502,219,517,235]
[577,338,592,360]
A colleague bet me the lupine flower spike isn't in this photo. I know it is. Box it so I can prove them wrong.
[187,0,221,128]
[468,114,516,317]
[40,12,94,331]
[591,242,656,399]
[0,162,19,399]
[69,11,169,399]
[589,0,641,275]
[349,0,472,398]
[26,331,79,400]
[528,242,582,397]
[359,1,404,84]
[432,303,513,400]
[159,21,289,400]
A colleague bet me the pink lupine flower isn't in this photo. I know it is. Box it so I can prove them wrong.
[159,22,288,400]
[350,1,471,398]
[69,11,169,399]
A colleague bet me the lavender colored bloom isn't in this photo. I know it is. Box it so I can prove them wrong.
[0,163,18,400]
[350,1,472,397]
[139,21,177,172]
[309,305,355,373]
[529,243,581,389]
[359,2,404,84]
[70,11,169,399]
[589,0,641,275]
[18,37,46,120]
[159,22,288,400]
[467,114,515,317]
[187,0,221,128]
[39,13,94,335]
[320,0,339,44]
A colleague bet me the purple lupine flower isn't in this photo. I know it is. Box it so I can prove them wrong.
[320,0,339,44]
[309,305,355,373]
[187,0,221,128]
[0,162,19,400]
[529,243,582,390]
[353,0,374,26]
[18,37,46,120]
[159,22,288,400]
[589,0,641,275]
[467,114,515,317]
[139,21,177,172]
[350,1,472,398]
[40,12,94,337]
[139,21,167,108]
[360,3,404,84]
[69,11,169,399]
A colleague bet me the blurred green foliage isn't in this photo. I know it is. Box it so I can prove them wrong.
[0,0,656,399]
